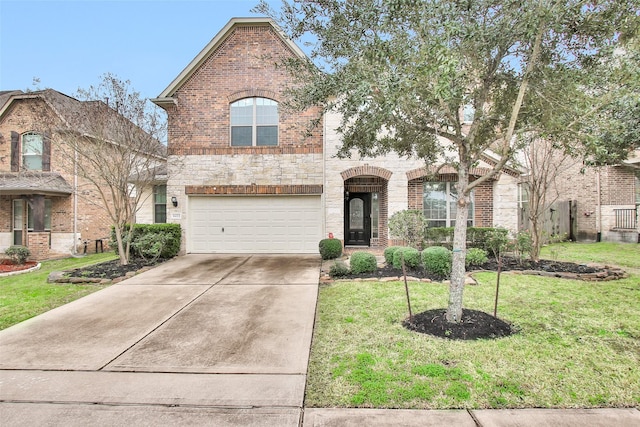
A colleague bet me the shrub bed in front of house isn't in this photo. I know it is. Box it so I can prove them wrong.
[111,223,181,260]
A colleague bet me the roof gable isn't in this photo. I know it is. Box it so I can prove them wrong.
[152,17,305,106]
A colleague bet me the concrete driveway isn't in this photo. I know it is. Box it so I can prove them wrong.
[0,254,320,426]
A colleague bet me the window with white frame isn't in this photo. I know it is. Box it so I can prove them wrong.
[423,182,474,227]
[230,97,278,147]
[22,132,44,170]
[153,185,167,224]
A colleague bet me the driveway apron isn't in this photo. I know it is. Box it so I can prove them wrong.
[0,254,320,426]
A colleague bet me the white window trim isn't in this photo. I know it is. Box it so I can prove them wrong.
[230,97,279,147]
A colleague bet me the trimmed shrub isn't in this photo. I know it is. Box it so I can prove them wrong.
[388,210,427,249]
[424,227,509,251]
[131,232,171,261]
[111,223,181,259]
[349,251,378,274]
[468,227,509,251]
[392,247,421,269]
[465,247,488,268]
[329,261,350,278]
[424,227,453,247]
[422,246,452,278]
[5,245,30,264]
[319,238,342,260]
[383,246,403,265]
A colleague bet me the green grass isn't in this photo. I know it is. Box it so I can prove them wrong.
[306,242,640,409]
[0,253,117,330]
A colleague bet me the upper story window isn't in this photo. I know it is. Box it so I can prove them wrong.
[10,131,50,172]
[22,133,44,170]
[423,181,474,228]
[230,97,278,147]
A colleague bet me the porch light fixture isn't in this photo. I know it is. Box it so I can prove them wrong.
[171,196,178,207]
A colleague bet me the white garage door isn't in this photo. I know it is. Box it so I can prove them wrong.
[188,196,322,253]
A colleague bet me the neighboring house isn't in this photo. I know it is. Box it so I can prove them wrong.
[153,17,523,254]
[0,89,165,260]
[549,154,639,243]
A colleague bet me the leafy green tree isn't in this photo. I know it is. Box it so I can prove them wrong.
[258,0,639,323]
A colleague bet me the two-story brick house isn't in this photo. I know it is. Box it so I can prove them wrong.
[0,89,166,259]
[153,18,523,254]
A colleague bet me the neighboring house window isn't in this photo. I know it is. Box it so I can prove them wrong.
[13,199,51,245]
[10,131,50,171]
[635,173,640,205]
[154,185,167,223]
[423,182,474,227]
[22,133,44,170]
[230,97,278,147]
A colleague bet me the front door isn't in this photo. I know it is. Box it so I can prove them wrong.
[345,192,371,246]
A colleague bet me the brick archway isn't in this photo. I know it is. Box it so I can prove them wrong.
[341,165,392,181]
[341,165,392,249]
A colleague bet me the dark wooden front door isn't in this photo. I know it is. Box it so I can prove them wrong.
[345,193,371,246]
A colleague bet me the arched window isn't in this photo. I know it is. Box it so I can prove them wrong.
[230,97,278,147]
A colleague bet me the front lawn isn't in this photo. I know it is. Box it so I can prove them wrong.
[0,253,117,330]
[306,242,640,409]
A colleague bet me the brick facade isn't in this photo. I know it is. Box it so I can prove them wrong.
[159,18,524,253]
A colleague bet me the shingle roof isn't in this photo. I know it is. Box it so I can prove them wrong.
[0,89,167,158]
[0,172,73,196]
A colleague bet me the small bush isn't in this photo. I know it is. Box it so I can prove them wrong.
[319,238,342,260]
[466,248,488,268]
[485,227,510,258]
[329,261,350,278]
[392,247,421,269]
[111,223,181,259]
[349,251,378,274]
[383,246,403,265]
[422,246,452,278]
[514,230,533,263]
[130,232,171,262]
[388,210,427,249]
[5,245,30,264]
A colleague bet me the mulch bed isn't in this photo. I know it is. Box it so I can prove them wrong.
[0,259,38,273]
[403,308,514,340]
[340,256,604,282]
[65,258,166,280]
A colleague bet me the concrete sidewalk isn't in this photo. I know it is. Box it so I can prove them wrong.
[1,254,638,426]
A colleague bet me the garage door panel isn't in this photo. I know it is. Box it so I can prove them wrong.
[188,196,321,254]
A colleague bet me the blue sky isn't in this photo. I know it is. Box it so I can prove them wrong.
[0,0,286,100]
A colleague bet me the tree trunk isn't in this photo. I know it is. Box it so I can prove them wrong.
[446,170,471,323]
[114,225,129,266]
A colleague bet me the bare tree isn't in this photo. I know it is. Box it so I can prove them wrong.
[55,74,167,265]
[519,138,579,261]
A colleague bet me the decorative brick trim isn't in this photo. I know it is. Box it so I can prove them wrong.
[406,165,497,181]
[186,184,323,195]
[340,164,393,181]
[169,146,323,155]
[227,88,279,103]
